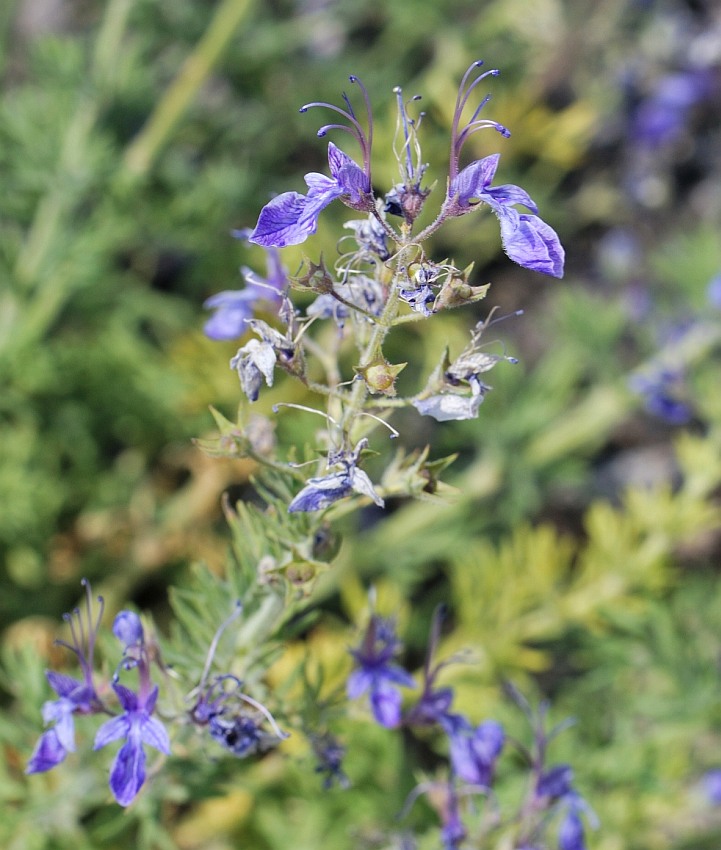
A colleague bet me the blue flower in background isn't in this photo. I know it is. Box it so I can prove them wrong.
[204,232,287,340]
[629,367,692,425]
[94,682,170,806]
[707,272,721,310]
[630,70,712,149]
[447,717,505,787]
[348,615,415,728]
[702,768,721,805]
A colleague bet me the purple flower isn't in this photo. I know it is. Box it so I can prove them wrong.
[311,733,350,790]
[347,615,415,728]
[703,769,721,805]
[707,273,721,310]
[26,672,97,773]
[26,580,103,775]
[629,368,691,424]
[113,611,144,649]
[191,674,288,758]
[204,237,287,340]
[447,153,564,278]
[441,62,563,277]
[558,808,586,850]
[536,764,575,801]
[631,71,712,149]
[556,791,598,850]
[440,783,467,850]
[94,682,170,806]
[249,77,374,248]
[288,438,384,513]
[250,142,371,248]
[447,718,504,787]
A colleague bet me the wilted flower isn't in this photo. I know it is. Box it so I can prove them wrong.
[413,314,518,421]
[288,438,384,513]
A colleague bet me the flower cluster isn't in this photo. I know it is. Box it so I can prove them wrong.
[247,62,563,276]
[27,587,290,807]
[201,63,564,520]
[26,583,170,806]
[347,614,596,850]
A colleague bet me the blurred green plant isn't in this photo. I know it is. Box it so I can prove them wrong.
[2,1,721,849]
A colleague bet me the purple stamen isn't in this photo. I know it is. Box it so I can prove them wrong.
[300,76,373,180]
[450,61,505,181]
[55,579,104,687]
[394,86,414,180]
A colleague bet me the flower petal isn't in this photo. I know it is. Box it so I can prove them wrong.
[495,207,565,277]
[46,671,84,699]
[482,182,538,214]
[108,737,146,807]
[449,154,500,206]
[94,714,130,749]
[140,715,171,755]
[369,679,403,728]
[249,192,314,248]
[287,471,352,513]
[349,468,385,508]
[26,728,68,774]
[327,142,370,198]
[413,392,484,422]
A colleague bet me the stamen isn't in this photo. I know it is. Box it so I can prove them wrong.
[349,75,373,164]
[272,402,339,427]
[198,601,243,694]
[299,77,373,179]
[450,61,506,181]
[357,410,400,439]
[237,692,289,740]
[393,86,414,181]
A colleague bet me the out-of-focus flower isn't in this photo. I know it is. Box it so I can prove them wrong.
[702,768,721,805]
[447,717,504,787]
[347,615,415,728]
[629,367,692,424]
[707,272,721,310]
[204,237,287,340]
[630,70,712,149]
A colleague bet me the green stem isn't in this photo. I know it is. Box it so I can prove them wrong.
[122,0,255,178]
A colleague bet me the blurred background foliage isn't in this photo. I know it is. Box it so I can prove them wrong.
[1,0,721,847]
